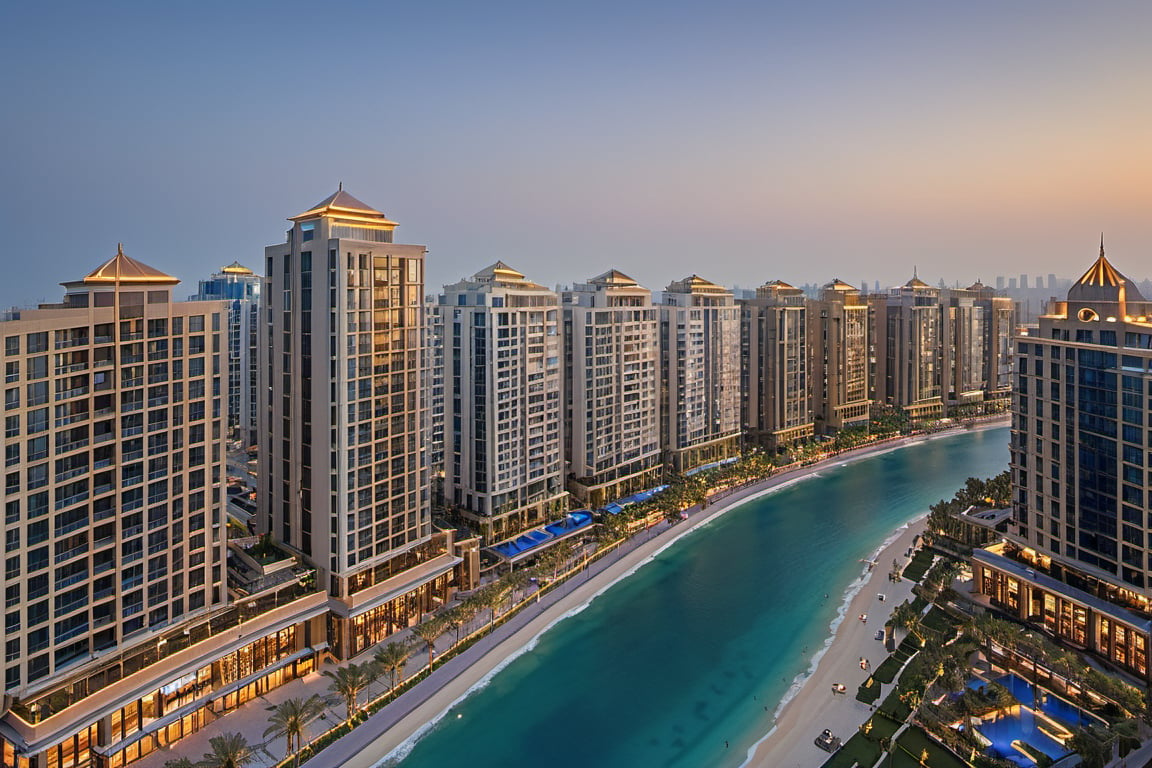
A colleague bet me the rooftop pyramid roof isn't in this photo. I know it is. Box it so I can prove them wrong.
[1068,238,1145,304]
[81,244,179,285]
[590,269,640,287]
[289,186,398,227]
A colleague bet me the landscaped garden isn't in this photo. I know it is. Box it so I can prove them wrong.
[823,472,1148,768]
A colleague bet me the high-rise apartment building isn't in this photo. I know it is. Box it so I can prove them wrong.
[870,276,944,420]
[439,262,566,543]
[658,275,741,472]
[261,190,472,659]
[188,262,261,444]
[562,271,661,508]
[965,281,1016,411]
[738,280,813,449]
[807,279,871,434]
[973,246,1152,682]
[941,286,987,412]
[0,248,328,768]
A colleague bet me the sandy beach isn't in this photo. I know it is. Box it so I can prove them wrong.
[301,419,1006,768]
[742,517,927,768]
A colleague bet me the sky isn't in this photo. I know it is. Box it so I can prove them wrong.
[3,0,1151,307]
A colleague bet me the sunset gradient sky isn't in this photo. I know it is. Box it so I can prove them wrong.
[2,0,1150,305]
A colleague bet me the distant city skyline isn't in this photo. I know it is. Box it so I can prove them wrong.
[4,1,1152,307]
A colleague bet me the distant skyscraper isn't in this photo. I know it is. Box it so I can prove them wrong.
[739,280,813,448]
[562,271,661,508]
[808,279,871,434]
[262,190,472,658]
[1048,273,1057,290]
[996,276,1005,291]
[1008,278,1017,290]
[658,275,741,471]
[1019,273,1029,289]
[440,263,566,543]
[974,244,1152,682]
[188,262,261,444]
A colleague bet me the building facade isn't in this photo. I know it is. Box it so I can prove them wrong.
[261,190,471,660]
[0,248,328,768]
[807,279,871,434]
[658,276,741,472]
[439,263,566,543]
[562,271,661,508]
[738,280,813,449]
[973,246,1152,682]
[187,263,261,445]
[967,281,1016,411]
[941,286,987,413]
[870,276,944,421]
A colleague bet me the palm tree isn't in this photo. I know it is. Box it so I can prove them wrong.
[263,695,327,768]
[373,641,411,698]
[164,759,197,768]
[324,661,377,723]
[198,733,255,768]
[411,616,447,671]
[442,604,473,647]
[888,599,924,643]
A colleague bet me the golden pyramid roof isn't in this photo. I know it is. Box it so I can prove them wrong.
[590,269,640,288]
[82,244,179,285]
[1067,238,1145,304]
[221,261,254,275]
[289,186,398,227]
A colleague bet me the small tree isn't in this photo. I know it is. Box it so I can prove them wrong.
[198,733,255,768]
[373,641,411,698]
[324,661,376,723]
[263,695,327,768]
[411,616,448,671]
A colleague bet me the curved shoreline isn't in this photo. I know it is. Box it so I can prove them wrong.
[740,516,929,768]
[310,419,1008,768]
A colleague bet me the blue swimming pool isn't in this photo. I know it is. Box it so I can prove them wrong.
[966,673,1095,767]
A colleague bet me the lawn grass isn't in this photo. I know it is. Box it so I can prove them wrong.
[857,674,882,705]
[878,684,912,722]
[888,725,971,768]
[873,654,905,685]
[821,732,881,768]
[920,605,959,636]
[901,549,934,582]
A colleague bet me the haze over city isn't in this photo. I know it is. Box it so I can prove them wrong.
[3,0,1151,307]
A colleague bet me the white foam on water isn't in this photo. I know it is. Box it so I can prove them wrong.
[735,512,929,768]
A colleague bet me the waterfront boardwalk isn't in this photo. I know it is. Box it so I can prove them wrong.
[137,421,1004,768]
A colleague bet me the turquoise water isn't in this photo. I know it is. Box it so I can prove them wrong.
[392,427,1009,768]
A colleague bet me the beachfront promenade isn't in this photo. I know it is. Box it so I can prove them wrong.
[136,421,1006,768]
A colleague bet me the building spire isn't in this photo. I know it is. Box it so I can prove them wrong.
[1100,232,1105,259]
[338,181,343,192]
[117,242,124,257]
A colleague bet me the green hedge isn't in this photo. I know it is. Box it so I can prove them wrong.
[902,550,934,582]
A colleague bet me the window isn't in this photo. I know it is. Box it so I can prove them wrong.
[302,222,315,242]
